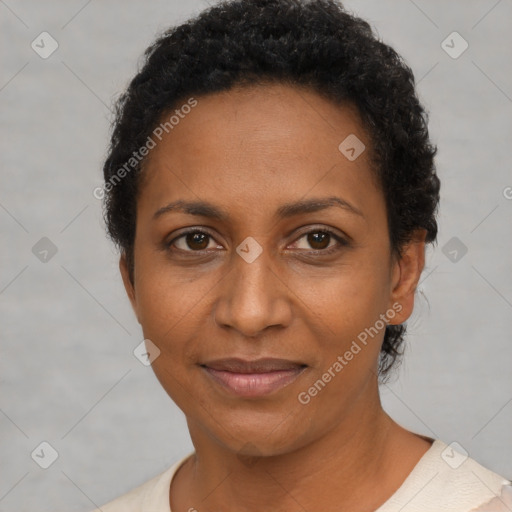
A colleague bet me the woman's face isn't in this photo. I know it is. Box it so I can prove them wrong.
[121,83,425,456]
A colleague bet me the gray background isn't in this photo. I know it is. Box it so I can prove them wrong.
[1,0,511,510]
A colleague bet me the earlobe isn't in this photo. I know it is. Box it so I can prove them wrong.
[388,229,427,325]
[119,253,139,322]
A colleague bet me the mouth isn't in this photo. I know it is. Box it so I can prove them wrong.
[200,357,308,397]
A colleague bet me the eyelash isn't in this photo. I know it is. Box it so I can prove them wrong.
[165,227,349,256]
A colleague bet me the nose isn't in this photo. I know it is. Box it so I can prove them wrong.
[213,243,293,338]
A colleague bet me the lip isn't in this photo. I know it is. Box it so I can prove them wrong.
[201,358,307,397]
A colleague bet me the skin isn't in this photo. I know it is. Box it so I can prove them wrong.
[120,82,432,512]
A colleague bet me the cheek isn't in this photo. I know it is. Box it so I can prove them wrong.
[294,255,392,390]
[132,254,227,386]
[298,256,391,335]
[133,247,213,333]
[133,270,207,407]
[133,278,182,362]
[294,273,387,425]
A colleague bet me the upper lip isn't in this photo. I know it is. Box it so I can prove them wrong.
[201,357,307,373]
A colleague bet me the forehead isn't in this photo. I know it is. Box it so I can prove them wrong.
[138,82,381,221]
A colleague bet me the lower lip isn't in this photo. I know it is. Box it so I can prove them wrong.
[202,366,306,397]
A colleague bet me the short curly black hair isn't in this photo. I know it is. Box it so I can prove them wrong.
[102,0,440,382]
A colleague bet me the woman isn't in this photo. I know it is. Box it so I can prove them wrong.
[91,0,511,510]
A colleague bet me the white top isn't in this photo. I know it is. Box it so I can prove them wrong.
[90,439,512,512]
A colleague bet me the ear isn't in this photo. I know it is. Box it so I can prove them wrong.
[388,229,427,325]
[119,252,139,323]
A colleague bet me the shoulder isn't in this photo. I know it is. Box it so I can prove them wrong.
[87,468,171,512]
[378,439,511,512]
[88,453,193,512]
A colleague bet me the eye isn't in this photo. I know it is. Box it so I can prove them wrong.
[289,228,348,254]
[165,227,349,255]
[167,229,222,253]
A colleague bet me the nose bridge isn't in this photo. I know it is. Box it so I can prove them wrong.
[214,237,291,336]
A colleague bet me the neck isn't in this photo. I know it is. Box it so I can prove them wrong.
[172,380,429,512]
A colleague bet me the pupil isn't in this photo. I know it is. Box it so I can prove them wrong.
[188,233,208,250]
[309,232,329,249]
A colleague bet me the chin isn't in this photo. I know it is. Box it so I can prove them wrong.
[212,414,309,459]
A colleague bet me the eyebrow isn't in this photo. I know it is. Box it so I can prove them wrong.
[153,196,364,221]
